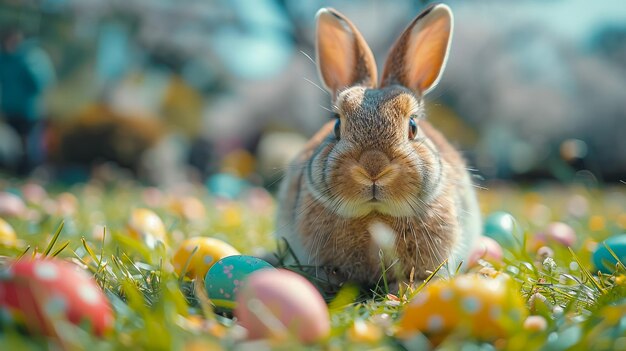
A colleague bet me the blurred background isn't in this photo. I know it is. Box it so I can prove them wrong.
[0,0,625,189]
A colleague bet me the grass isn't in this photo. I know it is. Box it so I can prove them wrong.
[0,180,626,350]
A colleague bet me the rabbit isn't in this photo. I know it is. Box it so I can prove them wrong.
[276,4,482,287]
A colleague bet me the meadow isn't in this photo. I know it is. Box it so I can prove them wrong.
[1,178,626,350]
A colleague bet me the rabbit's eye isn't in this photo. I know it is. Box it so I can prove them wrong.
[408,118,418,140]
[334,118,341,139]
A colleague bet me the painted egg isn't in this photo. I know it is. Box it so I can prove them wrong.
[222,149,256,178]
[141,187,164,207]
[168,196,206,221]
[533,222,577,249]
[0,258,114,336]
[524,315,548,332]
[347,320,384,344]
[56,192,79,216]
[483,212,519,248]
[468,236,504,267]
[172,237,240,279]
[21,183,47,204]
[206,173,247,199]
[397,274,526,343]
[246,187,274,216]
[234,269,330,344]
[127,208,167,248]
[593,234,626,273]
[205,255,273,310]
[184,340,224,351]
[0,218,17,248]
[0,192,26,218]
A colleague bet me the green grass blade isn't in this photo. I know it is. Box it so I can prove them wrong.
[81,237,100,265]
[43,221,64,256]
[16,245,31,261]
[568,247,605,295]
[50,240,70,257]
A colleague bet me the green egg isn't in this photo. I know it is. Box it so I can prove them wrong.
[204,255,274,311]
[484,211,519,248]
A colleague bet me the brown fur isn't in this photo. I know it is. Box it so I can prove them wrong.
[276,5,481,286]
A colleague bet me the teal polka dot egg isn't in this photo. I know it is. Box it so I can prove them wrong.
[204,255,274,310]
[593,234,626,273]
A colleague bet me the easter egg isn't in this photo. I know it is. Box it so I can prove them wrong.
[484,212,519,248]
[593,234,626,273]
[523,315,548,332]
[0,258,113,336]
[0,218,17,247]
[168,196,206,221]
[56,192,79,217]
[205,255,273,310]
[141,187,164,207]
[21,183,47,204]
[397,274,526,343]
[127,208,167,248]
[537,222,577,247]
[172,237,240,279]
[468,236,504,267]
[347,320,384,344]
[234,269,330,344]
[0,192,26,218]
[207,173,247,199]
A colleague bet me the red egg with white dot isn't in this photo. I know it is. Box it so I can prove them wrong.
[0,258,114,336]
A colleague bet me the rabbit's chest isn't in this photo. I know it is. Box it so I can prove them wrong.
[297,204,459,283]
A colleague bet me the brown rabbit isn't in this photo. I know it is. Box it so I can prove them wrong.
[276,4,481,286]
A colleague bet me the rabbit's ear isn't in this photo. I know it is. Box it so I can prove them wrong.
[316,8,377,98]
[380,4,453,95]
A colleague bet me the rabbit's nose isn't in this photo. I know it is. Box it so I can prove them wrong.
[358,150,392,181]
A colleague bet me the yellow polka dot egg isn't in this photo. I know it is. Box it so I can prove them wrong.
[172,237,240,279]
[397,273,526,342]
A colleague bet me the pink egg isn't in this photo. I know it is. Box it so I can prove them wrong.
[142,187,164,207]
[246,187,274,215]
[0,192,26,217]
[468,236,504,266]
[541,222,577,247]
[21,183,48,204]
[0,258,114,336]
[234,269,329,344]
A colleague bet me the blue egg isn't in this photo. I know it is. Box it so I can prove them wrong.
[483,212,519,248]
[593,234,626,273]
[204,255,274,311]
[206,173,248,199]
